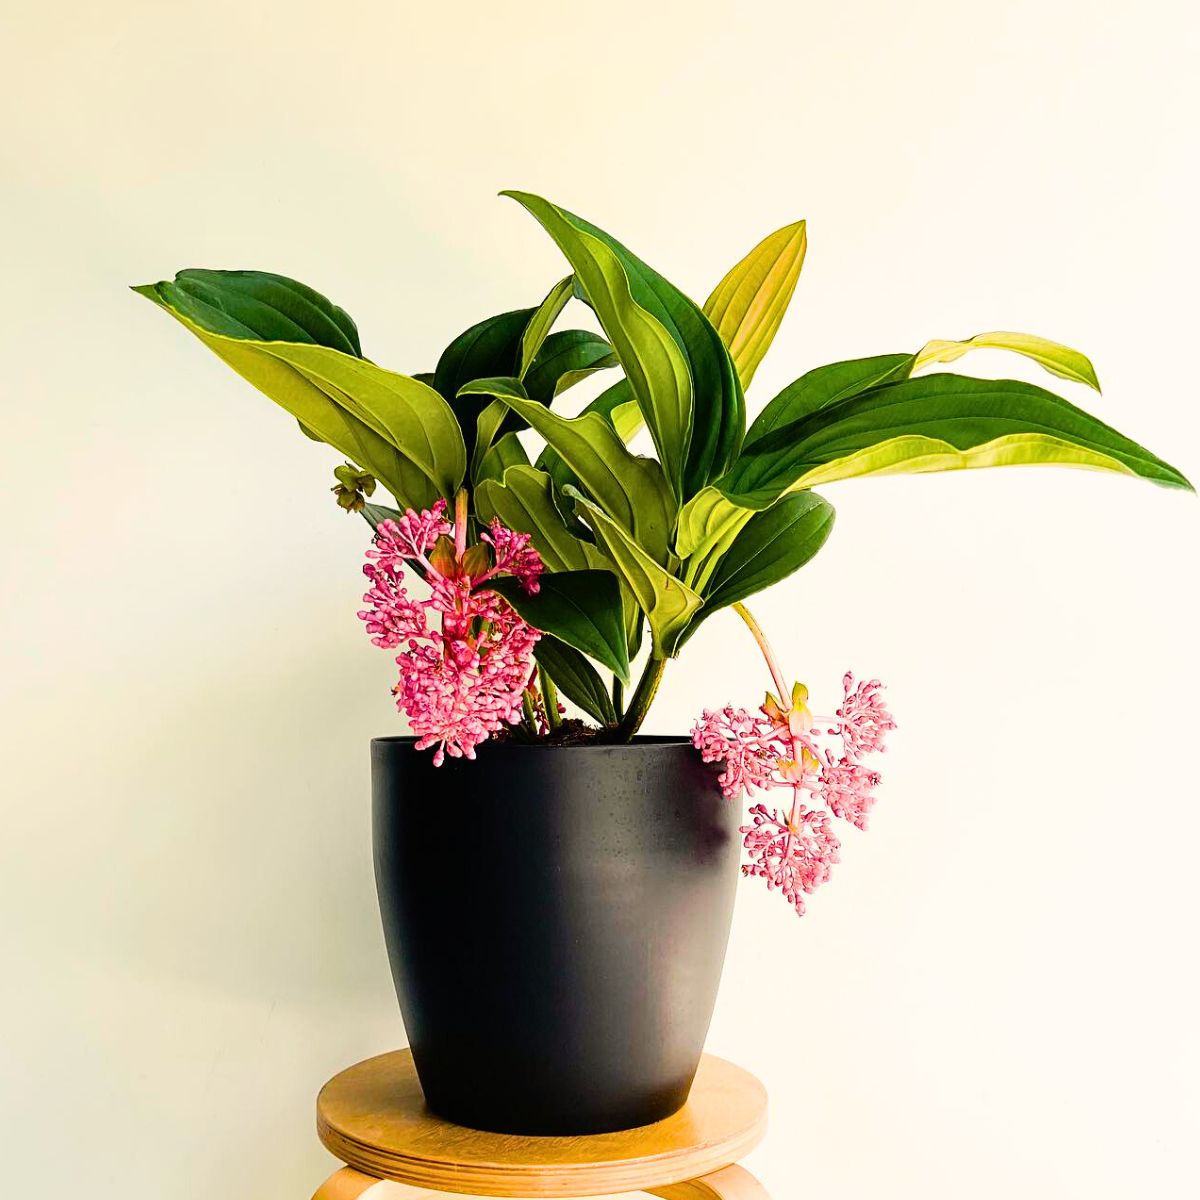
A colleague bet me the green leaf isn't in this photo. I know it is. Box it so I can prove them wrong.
[433,306,533,449]
[504,191,746,497]
[536,377,642,491]
[567,488,703,657]
[522,329,619,406]
[519,276,574,376]
[135,279,466,509]
[721,374,1193,507]
[679,492,835,647]
[745,354,913,447]
[461,376,677,564]
[703,220,807,388]
[138,269,362,355]
[488,570,629,683]
[475,464,603,573]
[361,502,403,532]
[475,432,529,484]
[533,638,617,726]
[912,331,1100,391]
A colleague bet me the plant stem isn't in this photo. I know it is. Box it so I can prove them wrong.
[539,667,562,730]
[521,687,539,736]
[611,676,625,721]
[454,488,468,559]
[732,602,789,700]
[614,656,667,742]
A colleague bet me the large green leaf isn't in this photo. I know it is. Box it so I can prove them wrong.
[567,488,703,657]
[745,354,913,446]
[462,377,677,564]
[721,374,1193,507]
[912,331,1100,391]
[532,638,617,726]
[679,492,836,647]
[488,569,629,683]
[475,433,529,484]
[137,269,362,355]
[135,279,466,508]
[703,220,807,388]
[505,191,745,498]
[522,330,619,406]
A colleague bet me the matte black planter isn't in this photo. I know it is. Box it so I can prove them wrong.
[372,736,740,1136]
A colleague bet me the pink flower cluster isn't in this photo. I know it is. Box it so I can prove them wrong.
[358,499,543,765]
[692,672,895,917]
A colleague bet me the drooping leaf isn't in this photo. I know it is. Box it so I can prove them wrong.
[461,377,677,564]
[567,488,703,657]
[504,191,746,498]
[703,220,807,388]
[912,331,1100,391]
[679,492,836,647]
[532,638,617,726]
[488,570,629,683]
[135,279,466,508]
[522,329,619,406]
[721,373,1193,508]
[518,276,575,376]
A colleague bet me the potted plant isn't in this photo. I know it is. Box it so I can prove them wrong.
[135,191,1191,1136]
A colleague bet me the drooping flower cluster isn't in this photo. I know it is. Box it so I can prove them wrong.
[693,660,895,917]
[358,499,544,765]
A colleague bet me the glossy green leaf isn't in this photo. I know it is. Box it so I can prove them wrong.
[567,488,703,657]
[912,331,1100,391]
[703,220,807,388]
[679,492,835,647]
[139,269,362,355]
[721,374,1193,508]
[505,191,746,498]
[522,329,619,406]
[532,638,617,726]
[745,354,912,447]
[488,569,629,683]
[135,280,466,508]
[519,276,574,376]
[462,376,677,564]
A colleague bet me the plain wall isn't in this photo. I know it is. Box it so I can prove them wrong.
[2,2,1197,1196]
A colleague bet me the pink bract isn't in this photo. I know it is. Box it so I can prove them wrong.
[357,504,542,766]
[692,668,894,918]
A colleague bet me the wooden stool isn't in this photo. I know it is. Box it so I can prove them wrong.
[312,1049,771,1199]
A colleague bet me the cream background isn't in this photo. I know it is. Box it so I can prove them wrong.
[2,2,1198,1196]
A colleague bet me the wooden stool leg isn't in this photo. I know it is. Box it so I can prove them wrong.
[646,1163,773,1199]
[311,1165,383,1200]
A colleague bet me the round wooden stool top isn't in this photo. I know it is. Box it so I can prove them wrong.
[316,1049,767,1197]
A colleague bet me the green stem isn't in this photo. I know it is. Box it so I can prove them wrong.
[539,667,562,730]
[521,687,539,736]
[611,676,625,721]
[614,656,667,742]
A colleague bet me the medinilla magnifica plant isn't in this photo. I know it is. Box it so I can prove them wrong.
[136,192,1190,913]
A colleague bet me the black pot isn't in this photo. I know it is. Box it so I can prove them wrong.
[371,735,741,1136]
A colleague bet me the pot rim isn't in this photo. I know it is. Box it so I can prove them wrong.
[371,734,693,751]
